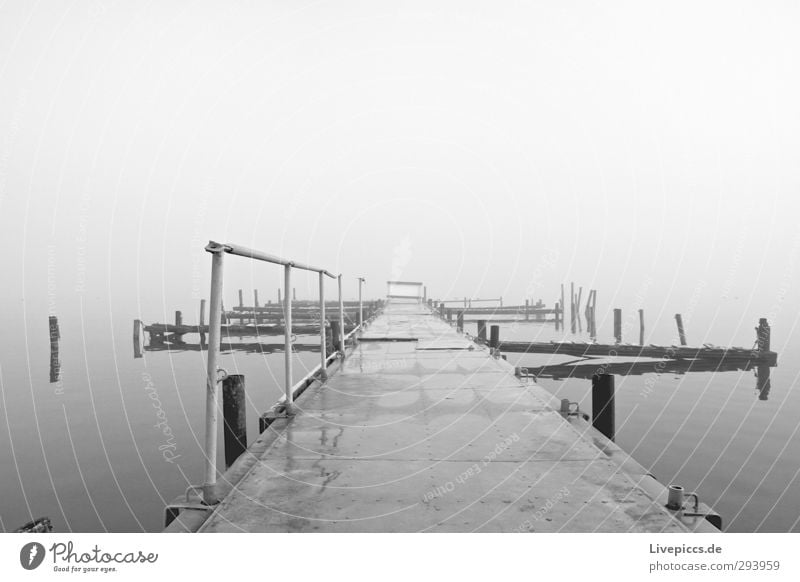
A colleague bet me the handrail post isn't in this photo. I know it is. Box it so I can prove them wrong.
[284,264,294,414]
[319,271,327,379]
[358,277,365,328]
[203,246,225,504]
[338,275,345,357]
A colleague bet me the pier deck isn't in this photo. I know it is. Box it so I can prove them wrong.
[198,301,699,532]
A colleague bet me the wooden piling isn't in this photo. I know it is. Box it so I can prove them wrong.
[613,309,621,344]
[525,299,529,321]
[457,311,464,332]
[560,284,565,331]
[591,374,615,441]
[477,320,487,341]
[638,309,644,346]
[331,320,342,353]
[570,282,576,334]
[756,318,771,352]
[293,288,296,301]
[133,319,142,359]
[576,287,583,333]
[489,325,500,349]
[675,314,687,346]
[254,290,259,309]
[175,311,183,326]
[222,374,247,468]
[238,289,244,308]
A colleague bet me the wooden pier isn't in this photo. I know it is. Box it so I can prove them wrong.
[167,299,720,533]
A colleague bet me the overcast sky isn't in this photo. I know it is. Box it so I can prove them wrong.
[2,1,799,332]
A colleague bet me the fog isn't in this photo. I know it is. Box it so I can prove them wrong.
[2,1,799,324]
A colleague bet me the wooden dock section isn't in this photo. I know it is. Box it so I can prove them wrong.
[189,300,717,533]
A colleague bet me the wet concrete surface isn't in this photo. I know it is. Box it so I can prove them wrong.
[200,301,687,532]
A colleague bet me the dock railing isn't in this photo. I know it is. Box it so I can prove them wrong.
[201,241,345,504]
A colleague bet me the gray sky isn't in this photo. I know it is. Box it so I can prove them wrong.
[2,1,799,331]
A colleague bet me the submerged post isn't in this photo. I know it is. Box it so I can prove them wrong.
[570,282,575,333]
[591,374,615,441]
[638,309,644,346]
[284,264,294,414]
[319,271,327,378]
[477,320,487,341]
[756,318,771,352]
[222,374,246,468]
[613,308,622,344]
[489,325,500,349]
[675,314,687,346]
[338,275,345,357]
[203,243,226,504]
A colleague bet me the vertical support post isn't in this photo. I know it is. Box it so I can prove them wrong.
[457,310,464,332]
[638,309,645,346]
[319,271,327,378]
[613,309,622,344]
[560,284,565,332]
[756,318,771,352]
[49,316,61,382]
[576,287,583,333]
[477,320,487,341]
[570,282,576,334]
[423,286,427,302]
[331,320,342,353]
[554,301,560,331]
[447,308,453,322]
[175,310,182,326]
[489,325,500,349]
[254,289,259,308]
[675,314,686,346]
[199,299,207,345]
[284,264,294,414]
[358,277,364,328]
[222,374,246,468]
[525,299,530,321]
[238,289,243,308]
[203,246,225,504]
[338,275,345,356]
[591,374,615,441]
[278,288,281,304]
[439,303,445,318]
[132,319,141,359]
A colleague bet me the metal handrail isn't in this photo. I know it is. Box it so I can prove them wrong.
[200,240,344,505]
[205,241,336,278]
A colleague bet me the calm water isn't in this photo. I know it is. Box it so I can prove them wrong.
[0,300,797,532]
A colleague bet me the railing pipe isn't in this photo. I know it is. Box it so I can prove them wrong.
[319,271,327,378]
[208,241,335,278]
[203,246,225,504]
[284,264,294,413]
[338,275,345,356]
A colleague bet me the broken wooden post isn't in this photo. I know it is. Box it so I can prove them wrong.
[477,320,487,341]
[613,309,622,343]
[591,374,615,441]
[132,319,142,359]
[675,314,687,346]
[222,374,247,468]
[756,318,771,352]
[489,325,500,349]
[638,309,644,346]
[570,282,576,333]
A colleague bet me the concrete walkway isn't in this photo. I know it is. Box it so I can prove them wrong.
[199,300,690,532]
